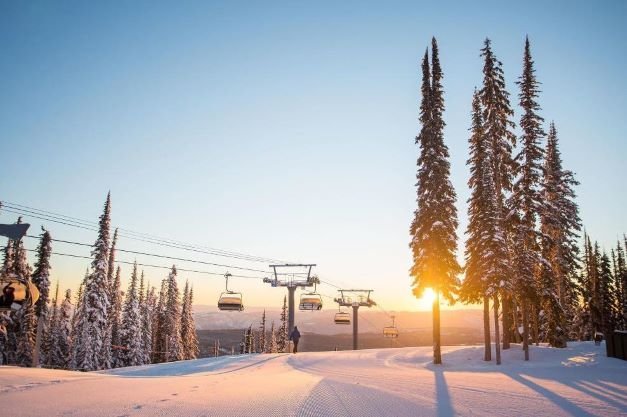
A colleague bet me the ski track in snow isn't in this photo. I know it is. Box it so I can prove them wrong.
[0,342,626,416]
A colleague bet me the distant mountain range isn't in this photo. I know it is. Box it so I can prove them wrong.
[193,305,484,335]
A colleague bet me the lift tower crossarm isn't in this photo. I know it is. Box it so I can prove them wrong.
[262,264,318,336]
[334,289,376,350]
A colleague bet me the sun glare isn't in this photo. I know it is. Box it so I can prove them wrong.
[416,288,437,310]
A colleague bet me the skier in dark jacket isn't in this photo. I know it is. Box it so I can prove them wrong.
[289,326,301,353]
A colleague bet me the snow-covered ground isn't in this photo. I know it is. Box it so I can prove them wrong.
[1,342,625,416]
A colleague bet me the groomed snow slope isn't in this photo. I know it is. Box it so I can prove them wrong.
[1,342,625,416]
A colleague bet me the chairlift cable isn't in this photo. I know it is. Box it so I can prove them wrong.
[0,202,286,263]
[22,234,274,275]
[22,248,265,280]
[2,201,282,262]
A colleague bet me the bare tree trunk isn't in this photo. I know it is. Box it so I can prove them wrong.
[433,290,441,365]
[483,295,491,361]
[493,293,501,365]
[522,298,530,361]
[502,293,511,350]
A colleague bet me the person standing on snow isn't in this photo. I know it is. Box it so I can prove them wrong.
[289,326,301,353]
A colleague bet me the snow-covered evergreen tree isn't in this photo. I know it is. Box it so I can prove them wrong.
[43,282,60,366]
[599,251,618,335]
[163,266,183,362]
[244,325,253,354]
[153,278,168,363]
[49,289,73,369]
[109,266,123,367]
[268,321,278,353]
[258,309,267,354]
[579,234,599,340]
[409,38,461,365]
[31,228,52,366]
[136,271,146,364]
[509,37,545,359]
[180,281,199,360]
[102,228,118,368]
[15,305,36,367]
[277,296,288,353]
[461,89,504,361]
[478,38,517,360]
[70,269,87,360]
[186,286,199,359]
[539,122,581,347]
[118,262,143,367]
[614,240,627,329]
[142,283,156,364]
[251,329,258,354]
[73,193,112,371]
[31,228,52,319]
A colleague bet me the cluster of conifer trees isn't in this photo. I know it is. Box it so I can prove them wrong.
[409,36,625,364]
[241,296,290,354]
[0,193,199,370]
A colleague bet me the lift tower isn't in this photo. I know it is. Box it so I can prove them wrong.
[263,264,318,335]
[334,290,376,350]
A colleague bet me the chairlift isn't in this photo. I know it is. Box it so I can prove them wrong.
[383,315,399,338]
[217,272,244,311]
[299,282,322,311]
[334,307,351,325]
[0,274,39,313]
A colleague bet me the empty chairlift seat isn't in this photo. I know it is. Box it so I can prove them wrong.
[383,315,399,338]
[299,294,323,311]
[383,326,399,338]
[218,293,244,311]
[334,311,351,325]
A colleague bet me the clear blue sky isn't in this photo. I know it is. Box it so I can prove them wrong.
[1,1,626,311]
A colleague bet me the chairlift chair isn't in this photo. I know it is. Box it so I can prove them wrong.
[0,274,39,312]
[299,282,323,311]
[334,310,351,325]
[299,294,323,311]
[217,272,244,311]
[383,315,399,338]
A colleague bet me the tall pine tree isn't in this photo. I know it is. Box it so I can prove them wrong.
[539,122,581,347]
[31,228,52,366]
[163,266,183,362]
[49,289,73,369]
[180,281,199,360]
[278,296,288,353]
[461,89,503,361]
[409,38,461,364]
[119,262,143,367]
[510,37,545,359]
[142,283,156,364]
[479,38,517,361]
[73,193,111,371]
[153,278,168,363]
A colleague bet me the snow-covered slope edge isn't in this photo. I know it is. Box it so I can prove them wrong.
[0,342,625,417]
